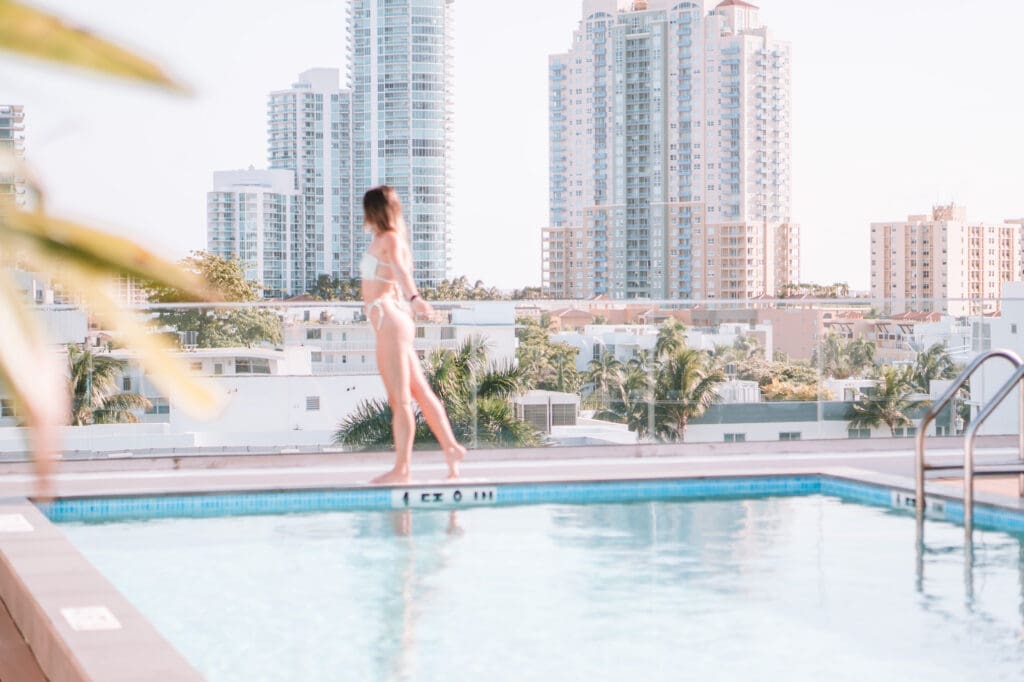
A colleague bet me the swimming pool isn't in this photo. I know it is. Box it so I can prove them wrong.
[54,482,1024,682]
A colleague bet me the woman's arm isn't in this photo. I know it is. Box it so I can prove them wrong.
[383,231,435,317]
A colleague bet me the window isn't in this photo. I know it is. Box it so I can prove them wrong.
[779,432,801,441]
[440,327,456,341]
[236,358,271,374]
[306,328,322,340]
[190,361,203,372]
[848,428,871,439]
[306,396,321,411]
[415,327,426,338]
[145,398,170,415]
[1,399,15,417]
[311,352,322,362]
[724,433,746,443]
[214,363,223,375]
[122,377,132,392]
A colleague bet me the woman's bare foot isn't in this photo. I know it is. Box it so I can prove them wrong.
[371,467,412,485]
[444,444,466,480]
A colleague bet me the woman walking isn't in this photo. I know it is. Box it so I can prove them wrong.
[360,185,466,484]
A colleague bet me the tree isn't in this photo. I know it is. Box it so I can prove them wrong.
[816,332,876,379]
[651,348,723,442]
[333,336,541,449]
[848,366,928,436]
[67,345,151,425]
[585,351,623,406]
[307,275,361,301]
[911,342,959,393]
[147,251,283,348]
[515,317,582,392]
[654,319,687,360]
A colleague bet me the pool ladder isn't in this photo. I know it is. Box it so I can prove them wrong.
[915,348,1024,536]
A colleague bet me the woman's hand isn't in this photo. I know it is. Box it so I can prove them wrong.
[412,296,434,319]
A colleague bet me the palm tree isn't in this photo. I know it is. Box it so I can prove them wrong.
[67,345,151,425]
[846,335,876,376]
[654,319,687,360]
[911,342,958,393]
[652,348,723,442]
[585,351,623,407]
[333,336,541,449]
[848,366,928,436]
[0,3,220,491]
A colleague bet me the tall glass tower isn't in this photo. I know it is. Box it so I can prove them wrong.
[543,0,799,300]
[268,69,352,295]
[348,0,455,286]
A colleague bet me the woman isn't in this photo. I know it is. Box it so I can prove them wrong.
[360,185,466,484]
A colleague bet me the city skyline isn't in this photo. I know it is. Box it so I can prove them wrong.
[3,0,1023,291]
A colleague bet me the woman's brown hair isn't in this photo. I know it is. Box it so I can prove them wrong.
[363,185,402,233]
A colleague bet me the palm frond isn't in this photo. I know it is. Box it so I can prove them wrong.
[334,398,403,449]
[0,0,186,91]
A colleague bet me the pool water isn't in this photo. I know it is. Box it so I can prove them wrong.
[59,495,1024,681]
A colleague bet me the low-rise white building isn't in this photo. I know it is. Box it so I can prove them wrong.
[284,301,518,375]
[969,281,1024,436]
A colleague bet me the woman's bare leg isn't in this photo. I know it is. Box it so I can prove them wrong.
[408,350,466,480]
[371,313,415,485]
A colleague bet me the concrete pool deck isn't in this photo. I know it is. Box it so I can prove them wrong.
[1,437,1022,680]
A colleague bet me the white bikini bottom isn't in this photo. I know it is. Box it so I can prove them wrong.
[365,295,411,331]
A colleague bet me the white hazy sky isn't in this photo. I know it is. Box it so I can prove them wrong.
[3,0,1023,291]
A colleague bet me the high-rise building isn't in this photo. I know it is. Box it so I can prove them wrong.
[268,69,353,294]
[349,0,455,286]
[870,205,1022,316]
[0,104,26,209]
[543,0,798,300]
[207,168,301,298]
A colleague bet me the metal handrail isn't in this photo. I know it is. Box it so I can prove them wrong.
[962,363,1024,532]
[915,349,1023,516]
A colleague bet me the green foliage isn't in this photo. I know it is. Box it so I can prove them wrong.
[911,342,960,393]
[814,332,876,379]
[67,345,151,425]
[778,282,851,298]
[332,336,541,450]
[515,317,583,393]
[147,252,283,348]
[848,366,928,436]
[306,275,362,301]
[591,340,724,443]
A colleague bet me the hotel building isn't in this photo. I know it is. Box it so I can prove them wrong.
[207,168,301,298]
[348,0,455,286]
[870,204,1022,315]
[267,68,353,294]
[543,0,798,300]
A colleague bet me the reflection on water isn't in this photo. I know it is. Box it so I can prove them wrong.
[375,511,462,682]
[59,497,1024,681]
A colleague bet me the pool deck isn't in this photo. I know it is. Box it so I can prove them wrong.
[1,437,1022,680]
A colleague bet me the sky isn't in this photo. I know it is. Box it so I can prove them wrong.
[3,0,1023,292]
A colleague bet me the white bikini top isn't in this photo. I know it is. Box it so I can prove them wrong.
[359,252,396,284]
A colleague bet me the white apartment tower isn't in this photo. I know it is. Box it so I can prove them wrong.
[0,104,26,209]
[207,169,301,298]
[870,205,1022,316]
[268,69,354,294]
[348,0,455,287]
[543,0,798,300]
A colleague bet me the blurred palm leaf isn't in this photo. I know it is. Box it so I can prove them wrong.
[0,0,186,91]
